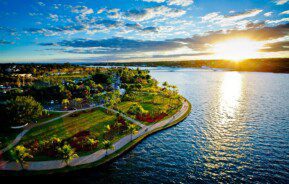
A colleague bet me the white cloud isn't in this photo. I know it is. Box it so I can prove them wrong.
[264,12,273,17]
[274,0,289,5]
[97,8,106,14]
[71,6,94,23]
[37,2,45,6]
[201,9,263,27]
[49,14,59,22]
[280,10,289,15]
[167,0,194,7]
[124,6,186,21]
[266,18,289,24]
[71,6,94,15]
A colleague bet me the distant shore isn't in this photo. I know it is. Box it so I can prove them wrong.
[86,58,289,73]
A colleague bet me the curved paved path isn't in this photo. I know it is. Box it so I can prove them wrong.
[0,100,189,171]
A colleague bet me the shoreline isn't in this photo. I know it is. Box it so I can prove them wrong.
[0,98,191,175]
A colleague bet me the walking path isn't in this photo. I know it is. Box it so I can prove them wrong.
[0,100,190,171]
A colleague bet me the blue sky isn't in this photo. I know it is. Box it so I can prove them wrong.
[0,0,289,62]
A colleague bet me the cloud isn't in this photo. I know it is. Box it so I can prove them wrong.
[37,2,45,6]
[40,37,182,53]
[261,41,289,52]
[71,6,94,15]
[25,19,159,36]
[201,9,263,27]
[49,14,59,22]
[38,23,289,57]
[176,23,289,51]
[167,0,194,7]
[124,6,186,21]
[274,0,289,5]
[264,12,273,17]
[71,5,94,22]
[266,18,289,24]
[280,10,289,15]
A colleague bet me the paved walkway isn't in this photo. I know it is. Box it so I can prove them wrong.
[0,100,189,171]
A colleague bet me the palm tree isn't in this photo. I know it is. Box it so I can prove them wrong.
[127,124,138,141]
[102,140,114,156]
[57,144,78,166]
[10,145,33,170]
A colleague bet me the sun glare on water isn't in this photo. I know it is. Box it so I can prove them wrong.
[213,38,262,61]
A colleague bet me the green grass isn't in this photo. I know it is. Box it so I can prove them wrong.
[6,107,140,161]
[21,108,116,143]
[119,91,182,125]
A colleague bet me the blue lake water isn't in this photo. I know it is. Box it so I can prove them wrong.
[63,68,289,183]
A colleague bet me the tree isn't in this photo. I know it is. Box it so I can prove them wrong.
[10,145,33,170]
[6,96,43,126]
[57,144,78,166]
[62,99,69,109]
[127,124,138,141]
[102,140,114,156]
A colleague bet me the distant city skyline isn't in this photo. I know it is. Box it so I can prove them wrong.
[1,0,289,62]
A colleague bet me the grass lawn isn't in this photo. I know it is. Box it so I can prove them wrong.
[21,108,116,143]
[119,91,182,125]
[7,107,140,161]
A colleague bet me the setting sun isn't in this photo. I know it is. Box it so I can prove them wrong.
[213,38,263,61]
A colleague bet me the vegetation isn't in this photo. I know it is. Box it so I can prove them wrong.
[2,96,43,127]
[10,145,33,169]
[57,144,78,165]
[102,140,114,156]
[0,65,183,164]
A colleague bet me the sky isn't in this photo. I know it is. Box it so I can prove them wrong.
[0,0,289,63]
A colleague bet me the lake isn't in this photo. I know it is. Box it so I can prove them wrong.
[63,68,289,183]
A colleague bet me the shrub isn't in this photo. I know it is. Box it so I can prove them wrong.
[127,103,147,115]
[136,113,168,123]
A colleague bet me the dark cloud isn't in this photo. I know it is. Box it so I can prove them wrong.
[261,41,289,52]
[56,37,181,52]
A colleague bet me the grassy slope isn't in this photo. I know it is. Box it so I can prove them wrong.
[21,108,115,143]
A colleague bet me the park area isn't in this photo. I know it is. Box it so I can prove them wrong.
[2,107,140,162]
[118,91,182,125]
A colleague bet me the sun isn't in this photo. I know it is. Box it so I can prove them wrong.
[213,38,262,61]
